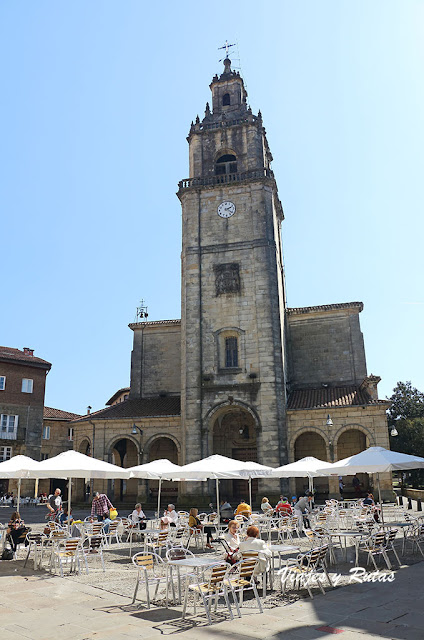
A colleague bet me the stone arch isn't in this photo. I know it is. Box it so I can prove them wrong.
[205,399,261,433]
[144,435,180,506]
[78,437,91,456]
[292,431,329,498]
[288,426,330,462]
[335,427,370,495]
[333,423,376,451]
[143,433,181,463]
[208,403,259,503]
[108,436,139,502]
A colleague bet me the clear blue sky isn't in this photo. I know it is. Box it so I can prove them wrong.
[1,1,423,414]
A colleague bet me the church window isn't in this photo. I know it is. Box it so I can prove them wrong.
[225,337,238,368]
[215,154,237,176]
[222,93,230,106]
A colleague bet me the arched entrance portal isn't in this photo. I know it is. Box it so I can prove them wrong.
[147,437,179,507]
[110,438,138,501]
[294,432,329,499]
[337,429,369,496]
[212,408,257,503]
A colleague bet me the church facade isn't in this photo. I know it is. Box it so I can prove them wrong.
[72,59,391,504]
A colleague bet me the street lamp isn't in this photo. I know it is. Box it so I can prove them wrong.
[326,414,333,427]
[390,426,398,437]
[131,424,144,463]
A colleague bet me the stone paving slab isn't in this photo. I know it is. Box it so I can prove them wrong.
[0,544,423,639]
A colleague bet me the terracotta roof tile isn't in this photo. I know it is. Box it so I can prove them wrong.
[287,386,386,410]
[44,407,82,420]
[287,302,363,315]
[0,346,51,368]
[71,396,181,422]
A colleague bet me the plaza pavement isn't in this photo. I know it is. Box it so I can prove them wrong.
[1,503,423,639]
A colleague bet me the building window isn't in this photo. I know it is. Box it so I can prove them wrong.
[0,446,12,461]
[0,376,5,390]
[42,425,50,440]
[22,378,33,393]
[41,453,49,461]
[222,93,230,106]
[215,154,237,176]
[68,428,74,442]
[225,336,238,368]
[0,414,18,439]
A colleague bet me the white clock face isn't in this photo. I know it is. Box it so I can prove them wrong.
[217,201,236,218]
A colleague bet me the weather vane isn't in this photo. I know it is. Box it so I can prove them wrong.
[218,40,236,61]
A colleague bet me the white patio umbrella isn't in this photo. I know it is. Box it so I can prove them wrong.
[161,454,273,520]
[316,446,424,523]
[128,459,184,518]
[235,461,274,507]
[269,456,329,493]
[0,455,46,515]
[37,450,130,526]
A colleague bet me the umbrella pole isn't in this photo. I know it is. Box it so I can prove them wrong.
[17,478,21,515]
[377,473,384,525]
[34,478,39,500]
[216,478,220,522]
[68,477,72,530]
[157,478,162,519]
[249,476,252,509]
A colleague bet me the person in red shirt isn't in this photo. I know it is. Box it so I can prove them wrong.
[275,496,292,516]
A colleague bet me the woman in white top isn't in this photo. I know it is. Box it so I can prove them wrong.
[261,497,273,515]
[222,520,240,563]
[238,525,271,574]
[160,504,179,529]
[130,503,146,528]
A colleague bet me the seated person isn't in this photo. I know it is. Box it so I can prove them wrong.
[188,507,213,548]
[275,496,292,516]
[222,520,240,563]
[235,499,252,518]
[219,499,233,523]
[363,492,375,506]
[130,503,147,529]
[238,525,271,575]
[7,511,27,552]
[160,504,178,529]
[261,497,274,515]
[59,507,73,526]
[290,496,297,508]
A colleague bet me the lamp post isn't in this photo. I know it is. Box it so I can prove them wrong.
[326,414,334,462]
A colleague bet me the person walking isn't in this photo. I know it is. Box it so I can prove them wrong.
[293,492,313,531]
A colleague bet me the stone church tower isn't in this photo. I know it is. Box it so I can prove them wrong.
[72,57,392,505]
[178,57,288,491]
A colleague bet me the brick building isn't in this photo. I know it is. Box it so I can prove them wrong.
[0,346,51,495]
[73,58,391,503]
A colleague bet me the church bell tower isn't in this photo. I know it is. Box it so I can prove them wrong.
[177,57,288,490]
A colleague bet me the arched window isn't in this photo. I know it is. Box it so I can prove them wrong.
[225,336,238,368]
[215,154,237,176]
[222,93,231,106]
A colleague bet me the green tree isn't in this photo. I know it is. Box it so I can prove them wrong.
[388,381,424,487]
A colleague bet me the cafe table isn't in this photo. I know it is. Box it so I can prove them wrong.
[267,544,300,589]
[166,556,222,606]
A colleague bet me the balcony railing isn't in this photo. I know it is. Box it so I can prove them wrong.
[178,168,274,190]
[0,430,18,441]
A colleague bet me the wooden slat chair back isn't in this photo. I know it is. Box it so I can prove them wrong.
[131,551,166,608]
[281,547,326,599]
[50,537,87,577]
[228,558,262,613]
[182,561,237,624]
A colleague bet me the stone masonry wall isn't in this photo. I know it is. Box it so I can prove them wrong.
[287,308,367,388]
[130,324,181,398]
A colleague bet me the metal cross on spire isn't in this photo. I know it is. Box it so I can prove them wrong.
[218,40,236,61]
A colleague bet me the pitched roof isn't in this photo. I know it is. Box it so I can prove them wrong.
[0,346,51,368]
[44,407,82,420]
[71,396,181,423]
[106,387,130,406]
[287,302,363,316]
[287,386,388,410]
[129,319,181,330]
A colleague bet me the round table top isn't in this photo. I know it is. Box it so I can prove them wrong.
[328,530,364,537]
[268,544,299,552]
[168,557,222,568]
